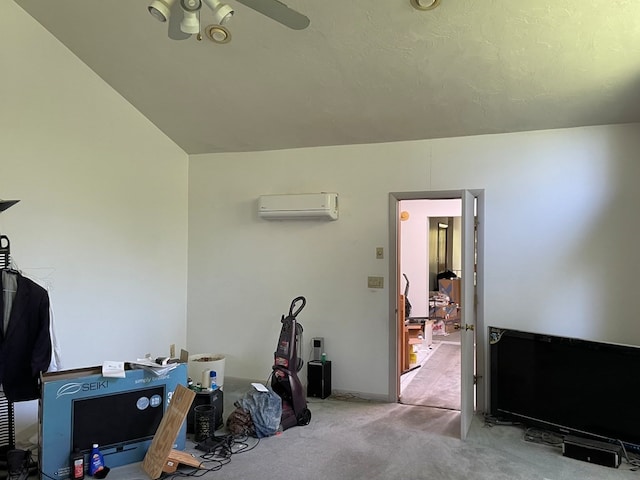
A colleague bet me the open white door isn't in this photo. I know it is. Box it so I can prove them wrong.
[460,190,476,439]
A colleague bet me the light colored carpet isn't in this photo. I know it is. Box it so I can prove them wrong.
[104,378,640,480]
[400,342,461,409]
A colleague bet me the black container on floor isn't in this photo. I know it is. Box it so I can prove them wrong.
[193,405,216,442]
[307,361,331,399]
[187,389,224,434]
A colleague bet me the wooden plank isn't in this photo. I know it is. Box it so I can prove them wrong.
[142,384,195,479]
[162,449,204,473]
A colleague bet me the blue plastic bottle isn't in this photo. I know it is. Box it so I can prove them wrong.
[89,444,104,477]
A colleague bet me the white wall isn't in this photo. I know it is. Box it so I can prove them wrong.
[1,2,189,440]
[431,126,640,341]
[188,123,640,399]
[399,199,461,317]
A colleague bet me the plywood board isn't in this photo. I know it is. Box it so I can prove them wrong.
[163,449,203,473]
[142,384,195,479]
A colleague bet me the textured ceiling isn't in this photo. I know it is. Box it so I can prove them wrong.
[13,0,640,154]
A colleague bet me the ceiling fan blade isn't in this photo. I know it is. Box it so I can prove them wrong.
[235,0,310,30]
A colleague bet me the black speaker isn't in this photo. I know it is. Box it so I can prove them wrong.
[562,435,622,468]
[307,361,331,399]
[186,388,224,434]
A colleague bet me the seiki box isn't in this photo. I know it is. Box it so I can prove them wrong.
[39,363,187,480]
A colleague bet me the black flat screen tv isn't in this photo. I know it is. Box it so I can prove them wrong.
[489,327,640,452]
[71,385,165,453]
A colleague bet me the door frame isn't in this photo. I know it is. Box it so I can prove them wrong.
[387,190,486,421]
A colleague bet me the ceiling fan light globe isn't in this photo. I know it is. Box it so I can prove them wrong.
[148,0,176,21]
[213,4,234,25]
[180,11,200,34]
[148,6,167,22]
[410,0,440,10]
[203,0,234,25]
[211,29,226,42]
[205,24,231,44]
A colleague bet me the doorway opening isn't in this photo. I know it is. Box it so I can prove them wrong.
[388,190,484,441]
[399,199,462,412]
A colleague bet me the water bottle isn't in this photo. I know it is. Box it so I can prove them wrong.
[209,370,217,390]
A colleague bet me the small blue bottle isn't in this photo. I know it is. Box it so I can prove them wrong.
[209,370,217,390]
[89,444,105,477]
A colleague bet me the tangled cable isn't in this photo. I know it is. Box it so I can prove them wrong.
[159,434,260,479]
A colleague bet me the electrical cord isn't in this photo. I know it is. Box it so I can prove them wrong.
[159,434,260,479]
[228,434,260,454]
[482,413,521,427]
[523,427,563,448]
[525,427,640,471]
[525,430,640,473]
[615,439,640,471]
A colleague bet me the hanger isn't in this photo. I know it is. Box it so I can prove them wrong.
[0,235,20,276]
[1,235,11,269]
[1,199,21,275]
[2,265,21,276]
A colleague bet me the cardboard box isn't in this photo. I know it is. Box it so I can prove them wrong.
[438,278,461,305]
[447,305,461,321]
[429,303,460,321]
[40,363,187,480]
[445,320,460,334]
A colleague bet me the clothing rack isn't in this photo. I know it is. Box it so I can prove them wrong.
[0,199,19,456]
[0,393,15,457]
[1,199,19,269]
[0,236,16,454]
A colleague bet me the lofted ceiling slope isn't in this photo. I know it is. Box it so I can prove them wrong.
[13,0,640,154]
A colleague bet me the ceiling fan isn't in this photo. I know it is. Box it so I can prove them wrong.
[148,0,309,44]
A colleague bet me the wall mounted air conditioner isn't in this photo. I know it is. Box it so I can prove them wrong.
[258,193,338,220]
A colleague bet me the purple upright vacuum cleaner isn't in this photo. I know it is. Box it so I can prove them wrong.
[271,296,312,430]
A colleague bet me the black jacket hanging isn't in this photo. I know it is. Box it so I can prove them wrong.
[0,272,52,402]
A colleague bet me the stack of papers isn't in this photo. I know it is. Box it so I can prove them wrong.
[101,359,180,378]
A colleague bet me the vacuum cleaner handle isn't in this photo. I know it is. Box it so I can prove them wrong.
[289,296,306,317]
